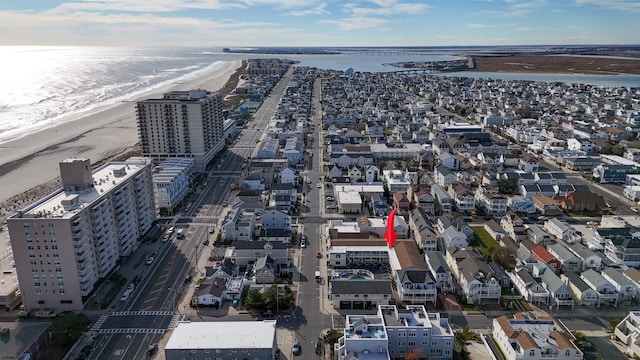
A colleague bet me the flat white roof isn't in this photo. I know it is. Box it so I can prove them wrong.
[338,191,362,205]
[165,321,276,350]
[23,161,148,220]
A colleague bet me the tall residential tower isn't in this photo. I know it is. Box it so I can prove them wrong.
[136,89,225,172]
[7,158,155,312]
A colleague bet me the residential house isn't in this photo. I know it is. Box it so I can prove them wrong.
[278,167,298,185]
[254,255,277,284]
[228,240,290,266]
[475,185,507,215]
[412,188,436,215]
[425,251,454,292]
[434,164,457,188]
[455,256,502,304]
[532,195,564,216]
[364,165,380,183]
[327,165,343,178]
[393,192,411,216]
[509,269,549,306]
[394,269,438,305]
[329,280,393,310]
[545,218,581,243]
[270,183,297,205]
[579,269,618,307]
[562,272,600,307]
[440,226,469,249]
[242,173,267,191]
[500,212,527,241]
[438,152,460,170]
[484,220,507,241]
[624,268,640,293]
[519,157,540,172]
[492,313,583,360]
[527,225,552,245]
[602,227,640,267]
[431,185,453,215]
[193,277,228,307]
[409,209,438,251]
[348,166,363,182]
[547,243,582,273]
[532,246,561,272]
[540,267,575,309]
[448,183,476,213]
[567,243,602,271]
[260,210,292,232]
[383,170,412,193]
[602,267,638,300]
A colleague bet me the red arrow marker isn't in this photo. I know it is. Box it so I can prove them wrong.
[385,209,398,248]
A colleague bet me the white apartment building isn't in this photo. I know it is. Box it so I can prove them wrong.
[334,305,454,360]
[493,313,583,360]
[137,89,225,172]
[614,311,640,358]
[7,158,155,312]
[152,158,195,212]
[382,170,412,193]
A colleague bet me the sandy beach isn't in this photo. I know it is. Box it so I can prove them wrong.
[0,60,243,205]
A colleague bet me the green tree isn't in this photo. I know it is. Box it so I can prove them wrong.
[609,318,622,332]
[243,289,265,310]
[497,178,518,195]
[324,329,343,354]
[50,312,91,348]
[491,246,516,270]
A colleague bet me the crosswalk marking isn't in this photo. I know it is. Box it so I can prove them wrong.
[168,313,181,329]
[91,315,109,331]
[96,328,167,335]
[110,310,174,316]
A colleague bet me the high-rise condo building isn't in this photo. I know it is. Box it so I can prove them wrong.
[7,158,155,312]
[136,89,225,172]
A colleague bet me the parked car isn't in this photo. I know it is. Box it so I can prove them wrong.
[326,205,337,210]
[316,251,322,258]
[317,183,321,188]
[209,227,215,234]
[632,207,639,213]
[301,241,306,249]
[168,226,175,234]
[232,299,239,307]
[203,239,210,246]
[292,339,301,355]
[146,256,154,265]
[315,341,321,354]
[184,275,192,283]
[162,234,170,243]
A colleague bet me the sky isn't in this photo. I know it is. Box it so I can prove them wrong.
[0,0,639,47]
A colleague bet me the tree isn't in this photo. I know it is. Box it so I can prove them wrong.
[491,246,516,270]
[50,312,91,348]
[324,329,342,354]
[497,178,518,195]
[243,289,265,310]
[609,318,622,332]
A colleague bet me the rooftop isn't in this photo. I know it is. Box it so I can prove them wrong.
[165,320,276,350]
[12,160,148,220]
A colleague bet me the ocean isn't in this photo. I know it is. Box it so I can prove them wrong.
[1,46,639,145]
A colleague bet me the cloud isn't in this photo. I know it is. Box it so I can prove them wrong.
[59,0,243,13]
[286,3,329,16]
[238,0,321,9]
[319,16,388,31]
[477,0,549,17]
[573,0,640,12]
[344,0,430,16]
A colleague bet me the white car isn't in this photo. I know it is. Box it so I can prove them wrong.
[632,207,639,213]
[146,256,155,265]
[317,183,321,188]
[301,242,306,248]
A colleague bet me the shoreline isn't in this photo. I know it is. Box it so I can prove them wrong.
[0,60,243,206]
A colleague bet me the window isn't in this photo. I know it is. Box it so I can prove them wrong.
[530,350,535,356]
[566,350,570,356]
[408,341,416,346]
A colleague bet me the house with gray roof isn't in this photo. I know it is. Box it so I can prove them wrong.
[567,243,602,270]
[509,268,549,306]
[425,251,453,292]
[580,269,618,307]
[547,243,582,273]
[408,209,437,251]
[602,267,638,300]
[254,255,276,284]
[540,266,575,309]
[561,271,599,307]
[394,269,437,304]
[440,226,469,250]
[329,280,393,310]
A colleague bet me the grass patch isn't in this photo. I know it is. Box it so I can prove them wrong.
[470,226,499,257]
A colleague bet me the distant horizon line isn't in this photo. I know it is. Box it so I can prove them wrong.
[2,44,640,49]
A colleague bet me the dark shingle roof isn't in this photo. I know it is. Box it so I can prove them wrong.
[331,280,392,295]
